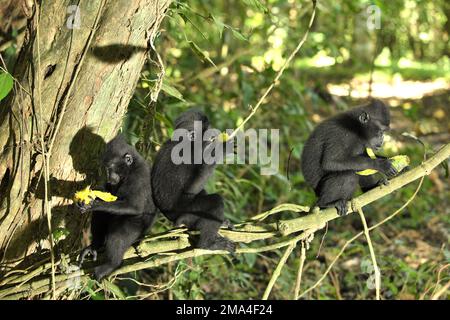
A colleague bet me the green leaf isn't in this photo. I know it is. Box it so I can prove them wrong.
[187,40,217,69]
[0,71,14,102]
[83,280,105,300]
[231,29,248,41]
[242,0,269,13]
[52,227,70,243]
[211,15,226,38]
[103,280,126,299]
[211,15,248,41]
[161,81,185,102]
[243,253,257,268]
[177,12,208,40]
[154,111,173,128]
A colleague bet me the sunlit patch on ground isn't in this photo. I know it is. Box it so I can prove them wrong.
[327,77,449,100]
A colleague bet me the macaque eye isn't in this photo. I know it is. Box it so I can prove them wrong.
[124,153,133,166]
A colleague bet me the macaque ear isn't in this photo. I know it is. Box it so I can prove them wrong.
[124,153,133,166]
[358,112,370,124]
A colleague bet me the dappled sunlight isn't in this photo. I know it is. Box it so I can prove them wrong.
[328,77,449,100]
[383,134,404,155]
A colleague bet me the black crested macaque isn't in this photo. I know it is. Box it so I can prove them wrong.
[301,99,398,216]
[77,134,156,280]
[151,109,235,252]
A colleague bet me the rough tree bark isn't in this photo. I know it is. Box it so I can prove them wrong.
[0,0,171,266]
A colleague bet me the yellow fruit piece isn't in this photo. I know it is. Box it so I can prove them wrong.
[74,186,117,204]
[92,190,118,202]
[356,151,410,176]
[390,155,410,172]
[74,186,94,204]
[356,168,378,176]
[356,148,378,175]
[366,147,376,159]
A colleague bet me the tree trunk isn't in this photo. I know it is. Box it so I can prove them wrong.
[0,0,171,267]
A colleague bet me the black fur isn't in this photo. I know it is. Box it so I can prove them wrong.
[77,134,156,280]
[301,99,398,216]
[151,109,235,252]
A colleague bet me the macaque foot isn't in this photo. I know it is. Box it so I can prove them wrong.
[399,166,410,174]
[334,200,349,216]
[199,235,236,253]
[93,264,114,282]
[380,177,390,186]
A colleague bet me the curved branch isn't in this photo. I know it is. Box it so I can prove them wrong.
[0,143,448,299]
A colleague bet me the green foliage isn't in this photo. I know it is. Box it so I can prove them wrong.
[83,280,105,300]
[0,71,13,102]
[161,81,185,102]
[52,227,70,244]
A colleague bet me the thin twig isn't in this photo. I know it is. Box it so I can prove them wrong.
[294,241,306,299]
[430,264,450,298]
[262,241,297,300]
[148,0,166,103]
[356,206,380,300]
[228,0,317,140]
[316,222,328,258]
[431,280,450,300]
